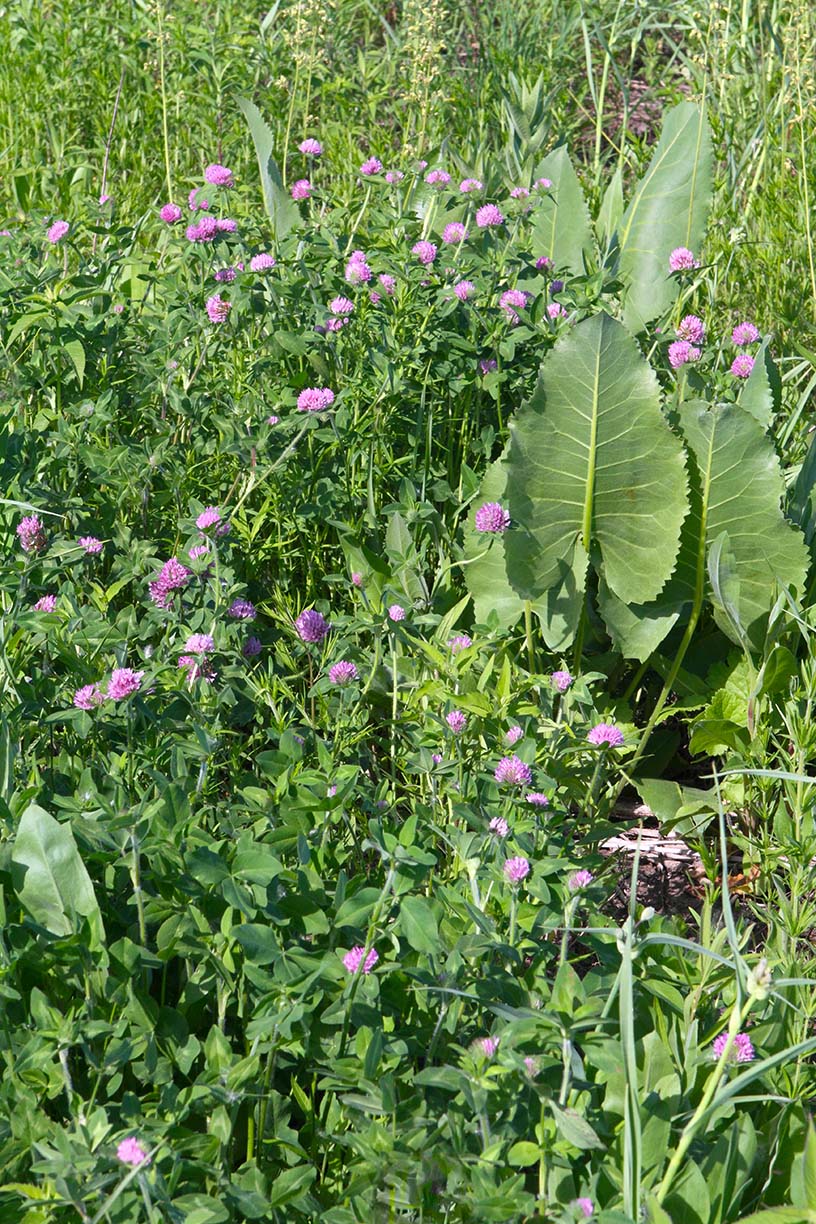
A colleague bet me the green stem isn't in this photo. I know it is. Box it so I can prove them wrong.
[156,0,173,201]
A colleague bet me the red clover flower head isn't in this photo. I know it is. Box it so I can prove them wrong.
[732,321,760,346]
[204,163,233,187]
[243,635,262,658]
[489,816,509,837]
[188,544,210,561]
[299,138,323,156]
[459,178,483,193]
[183,633,214,655]
[503,856,530,884]
[474,502,510,533]
[160,203,183,223]
[329,660,358,685]
[677,314,705,343]
[551,669,573,692]
[34,594,57,613]
[343,945,378,974]
[378,272,396,295]
[500,288,529,324]
[360,157,383,176]
[297,386,335,413]
[186,217,217,242]
[188,188,210,211]
[250,252,276,272]
[351,572,363,587]
[425,168,451,187]
[446,709,467,734]
[148,558,190,609]
[216,218,236,233]
[495,755,532,786]
[442,222,468,244]
[228,598,256,620]
[330,295,355,315]
[107,668,144,701]
[534,177,552,190]
[345,251,372,284]
[535,255,553,270]
[525,792,549,807]
[731,353,755,378]
[17,514,47,553]
[448,634,472,654]
[214,266,236,283]
[46,220,69,244]
[510,186,530,199]
[587,722,624,747]
[478,1036,499,1057]
[505,726,523,746]
[296,609,330,643]
[74,683,105,711]
[569,869,594,890]
[385,170,404,184]
[178,655,216,684]
[575,1199,594,1219]
[290,179,312,200]
[475,203,504,228]
[548,302,567,319]
[196,506,221,531]
[116,1138,150,1167]
[412,240,437,265]
[712,1031,754,1063]
[388,604,406,622]
[668,340,701,368]
[480,358,497,375]
[668,247,698,272]
[453,280,475,302]
[205,295,230,323]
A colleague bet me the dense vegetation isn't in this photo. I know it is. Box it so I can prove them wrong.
[2,2,816,1222]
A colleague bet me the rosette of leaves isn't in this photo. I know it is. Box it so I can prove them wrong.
[466,316,809,668]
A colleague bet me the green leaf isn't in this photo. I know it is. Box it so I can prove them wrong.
[399,895,440,954]
[530,145,595,275]
[507,1141,541,1167]
[618,101,713,332]
[739,339,780,429]
[597,163,624,250]
[504,313,688,616]
[266,1166,316,1208]
[237,97,300,238]
[63,338,85,388]
[680,401,809,650]
[549,1101,604,1150]
[10,803,103,943]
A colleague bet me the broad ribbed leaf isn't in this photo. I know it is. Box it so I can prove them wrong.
[529,146,595,275]
[599,399,809,657]
[681,401,808,649]
[11,803,103,941]
[464,455,584,647]
[504,313,688,619]
[618,101,712,333]
[237,98,300,238]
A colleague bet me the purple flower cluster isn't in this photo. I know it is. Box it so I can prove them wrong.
[250,252,276,272]
[731,353,755,378]
[299,138,323,156]
[587,723,624,747]
[459,178,483,193]
[446,709,467,734]
[732,321,759,346]
[204,163,233,187]
[343,945,378,973]
[107,668,144,700]
[425,168,450,188]
[454,280,475,302]
[412,240,437,265]
[712,1031,754,1062]
[448,634,472,654]
[677,314,705,343]
[668,340,701,369]
[500,288,529,324]
[495,755,532,786]
[475,204,504,229]
[47,220,69,244]
[329,660,358,685]
[503,856,530,884]
[160,203,183,224]
[291,179,311,201]
[360,157,383,176]
[345,250,372,284]
[17,514,47,553]
[475,502,510,533]
[149,558,191,609]
[551,670,573,692]
[297,386,335,413]
[388,605,405,622]
[442,222,468,244]
[228,598,256,620]
[668,247,699,272]
[296,609,330,643]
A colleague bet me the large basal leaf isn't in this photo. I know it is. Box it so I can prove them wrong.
[464,454,586,649]
[618,101,713,333]
[504,313,688,626]
[680,401,809,649]
[11,803,104,943]
[529,145,595,275]
[599,399,810,658]
[237,97,300,238]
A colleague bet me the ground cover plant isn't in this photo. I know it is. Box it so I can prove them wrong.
[2,2,816,1222]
